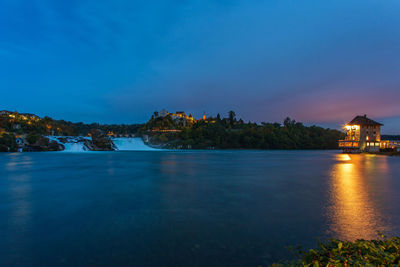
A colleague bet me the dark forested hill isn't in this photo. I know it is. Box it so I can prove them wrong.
[0,111,142,136]
[140,112,344,149]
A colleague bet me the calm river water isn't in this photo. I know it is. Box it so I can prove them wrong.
[0,151,399,266]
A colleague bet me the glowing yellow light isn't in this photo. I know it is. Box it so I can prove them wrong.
[338,154,351,161]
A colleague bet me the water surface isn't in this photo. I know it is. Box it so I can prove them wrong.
[0,151,399,266]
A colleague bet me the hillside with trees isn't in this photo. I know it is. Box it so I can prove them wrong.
[0,111,142,136]
[0,111,143,151]
[140,111,344,149]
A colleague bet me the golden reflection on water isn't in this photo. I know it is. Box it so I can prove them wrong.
[328,154,390,240]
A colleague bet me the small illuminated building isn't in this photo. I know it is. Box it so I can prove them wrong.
[157,110,204,124]
[380,140,400,152]
[20,113,40,121]
[339,115,382,153]
[170,111,195,123]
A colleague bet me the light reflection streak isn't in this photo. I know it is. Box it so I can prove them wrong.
[4,154,33,251]
[328,154,389,240]
[106,155,115,176]
[6,154,33,172]
[10,174,32,227]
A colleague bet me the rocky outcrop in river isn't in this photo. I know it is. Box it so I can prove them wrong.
[86,130,116,151]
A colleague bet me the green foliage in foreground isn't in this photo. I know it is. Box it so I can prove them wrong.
[271,236,400,267]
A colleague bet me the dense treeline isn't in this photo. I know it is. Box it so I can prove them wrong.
[142,112,344,149]
[0,112,143,136]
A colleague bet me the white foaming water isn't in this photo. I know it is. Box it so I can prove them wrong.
[112,138,156,151]
[46,136,90,152]
[63,142,88,152]
[46,136,154,152]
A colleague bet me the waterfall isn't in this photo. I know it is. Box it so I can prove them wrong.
[112,137,156,151]
[47,136,90,152]
[46,136,155,152]
[63,142,88,152]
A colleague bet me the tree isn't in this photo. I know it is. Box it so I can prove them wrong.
[228,111,236,126]
[140,110,343,150]
[0,133,17,152]
[284,117,296,128]
[27,132,41,144]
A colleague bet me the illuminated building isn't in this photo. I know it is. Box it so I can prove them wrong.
[339,115,382,153]
[159,110,200,123]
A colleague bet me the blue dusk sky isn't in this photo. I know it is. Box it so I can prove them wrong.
[1,0,400,133]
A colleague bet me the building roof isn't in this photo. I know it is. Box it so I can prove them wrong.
[348,115,383,126]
